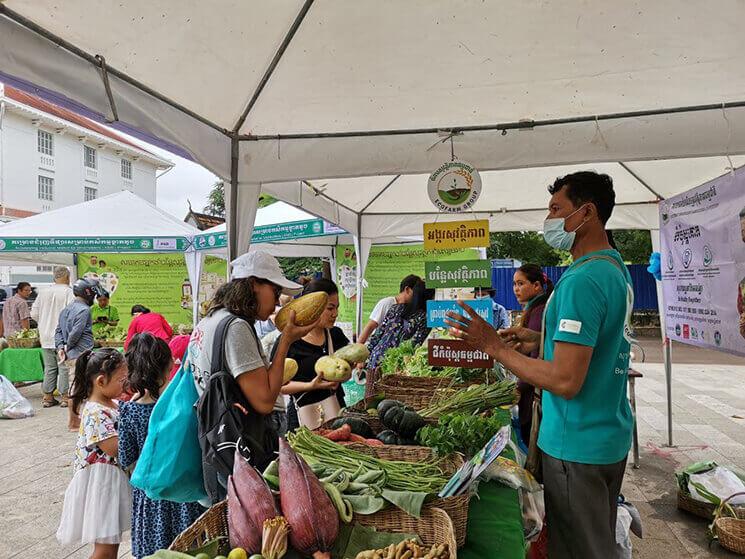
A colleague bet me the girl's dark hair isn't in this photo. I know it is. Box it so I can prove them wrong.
[70,348,126,415]
[302,278,338,297]
[208,277,260,323]
[125,333,172,401]
[516,264,554,328]
[403,280,434,319]
[131,304,150,315]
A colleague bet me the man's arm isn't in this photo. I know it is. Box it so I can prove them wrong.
[357,319,379,344]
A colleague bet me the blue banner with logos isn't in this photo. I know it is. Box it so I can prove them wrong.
[426,299,493,328]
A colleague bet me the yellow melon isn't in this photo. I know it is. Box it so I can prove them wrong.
[274,291,328,331]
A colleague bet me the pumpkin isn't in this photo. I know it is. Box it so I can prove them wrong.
[330,417,375,439]
[381,405,425,439]
[274,292,329,332]
[376,399,407,422]
[376,430,403,445]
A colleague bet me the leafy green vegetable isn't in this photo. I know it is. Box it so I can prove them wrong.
[417,413,507,457]
[93,325,126,341]
[10,328,39,340]
[419,381,517,417]
[379,340,416,375]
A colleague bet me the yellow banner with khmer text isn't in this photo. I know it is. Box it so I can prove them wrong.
[423,219,490,250]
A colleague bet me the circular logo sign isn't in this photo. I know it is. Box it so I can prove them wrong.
[428,160,482,213]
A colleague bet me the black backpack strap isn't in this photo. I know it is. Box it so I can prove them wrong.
[210,314,239,374]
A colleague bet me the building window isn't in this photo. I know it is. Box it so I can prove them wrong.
[84,145,97,169]
[84,186,98,201]
[36,265,53,273]
[121,159,133,180]
[37,130,54,156]
[38,176,54,201]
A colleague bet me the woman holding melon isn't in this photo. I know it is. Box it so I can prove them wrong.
[275,278,353,431]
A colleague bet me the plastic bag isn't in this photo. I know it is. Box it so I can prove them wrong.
[484,456,542,492]
[689,467,745,505]
[0,375,34,419]
[615,505,633,559]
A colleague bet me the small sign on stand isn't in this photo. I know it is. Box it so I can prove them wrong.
[425,260,491,289]
[423,219,489,250]
[426,299,493,328]
[428,339,494,368]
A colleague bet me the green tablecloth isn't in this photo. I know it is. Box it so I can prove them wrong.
[0,348,45,383]
[460,407,526,558]
[460,482,526,558]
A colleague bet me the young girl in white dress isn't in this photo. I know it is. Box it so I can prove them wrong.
[56,348,132,559]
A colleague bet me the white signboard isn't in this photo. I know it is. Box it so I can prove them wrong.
[659,167,745,356]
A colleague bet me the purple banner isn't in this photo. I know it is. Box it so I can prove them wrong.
[659,167,745,356]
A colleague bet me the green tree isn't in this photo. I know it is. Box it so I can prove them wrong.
[278,257,323,280]
[202,181,278,217]
[612,230,652,264]
[487,232,568,266]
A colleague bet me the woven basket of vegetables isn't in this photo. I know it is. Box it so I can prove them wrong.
[380,373,483,391]
[169,500,230,554]
[355,506,458,558]
[7,337,41,349]
[349,444,471,548]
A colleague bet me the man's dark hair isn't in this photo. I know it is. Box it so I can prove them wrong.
[399,274,421,293]
[16,282,31,292]
[548,171,616,225]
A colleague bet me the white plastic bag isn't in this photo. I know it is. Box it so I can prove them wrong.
[689,467,745,505]
[0,375,34,419]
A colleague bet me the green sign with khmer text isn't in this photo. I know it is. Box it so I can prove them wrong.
[424,259,491,288]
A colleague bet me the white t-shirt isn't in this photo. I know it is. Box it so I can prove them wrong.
[30,284,74,349]
[370,296,397,324]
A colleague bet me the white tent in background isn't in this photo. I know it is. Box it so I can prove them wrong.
[2,1,745,445]
[0,191,203,316]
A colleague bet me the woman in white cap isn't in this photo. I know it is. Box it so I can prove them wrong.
[187,251,317,497]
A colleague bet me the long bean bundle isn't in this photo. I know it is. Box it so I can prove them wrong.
[287,428,449,494]
[419,381,517,417]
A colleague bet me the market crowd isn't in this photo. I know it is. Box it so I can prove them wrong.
[45,170,633,559]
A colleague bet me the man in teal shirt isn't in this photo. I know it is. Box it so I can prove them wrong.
[446,171,633,558]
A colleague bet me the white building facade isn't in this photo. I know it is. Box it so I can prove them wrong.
[0,83,172,284]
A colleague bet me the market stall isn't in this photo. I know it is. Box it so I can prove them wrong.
[3,3,745,555]
[0,191,201,380]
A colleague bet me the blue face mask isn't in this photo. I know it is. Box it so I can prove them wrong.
[543,205,588,251]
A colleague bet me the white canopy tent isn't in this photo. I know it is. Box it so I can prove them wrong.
[2,0,745,445]
[0,191,203,317]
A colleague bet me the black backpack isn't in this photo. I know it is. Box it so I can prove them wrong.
[196,314,278,503]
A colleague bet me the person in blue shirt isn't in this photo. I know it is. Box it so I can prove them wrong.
[446,171,633,559]
[474,287,510,330]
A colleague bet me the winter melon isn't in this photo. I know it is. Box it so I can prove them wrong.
[283,358,299,384]
[274,292,328,332]
[333,343,370,365]
[314,356,352,382]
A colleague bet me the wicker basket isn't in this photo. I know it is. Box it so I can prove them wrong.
[678,489,745,520]
[355,506,458,558]
[7,337,41,349]
[169,500,230,554]
[171,501,457,558]
[714,493,745,555]
[380,373,482,391]
[349,444,470,548]
[97,340,125,348]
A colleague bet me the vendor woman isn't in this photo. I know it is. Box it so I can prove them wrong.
[278,278,349,431]
[512,264,553,445]
[90,292,119,337]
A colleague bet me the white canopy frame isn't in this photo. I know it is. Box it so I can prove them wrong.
[3,0,745,445]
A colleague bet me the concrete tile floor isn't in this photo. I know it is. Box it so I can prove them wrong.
[1,338,744,558]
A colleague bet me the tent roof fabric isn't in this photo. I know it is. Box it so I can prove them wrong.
[2,1,745,242]
[0,191,200,239]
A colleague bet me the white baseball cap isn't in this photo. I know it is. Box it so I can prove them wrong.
[230,251,302,294]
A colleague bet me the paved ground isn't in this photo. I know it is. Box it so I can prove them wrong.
[1,337,744,558]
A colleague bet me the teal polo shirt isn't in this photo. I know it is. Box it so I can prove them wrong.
[538,249,634,465]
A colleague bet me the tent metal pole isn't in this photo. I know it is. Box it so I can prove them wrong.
[0,5,230,135]
[664,336,674,446]
[237,99,745,141]
[618,162,664,200]
[228,136,239,263]
[232,0,315,132]
[360,175,401,213]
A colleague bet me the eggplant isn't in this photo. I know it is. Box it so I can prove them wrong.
[228,448,280,554]
[279,438,339,559]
